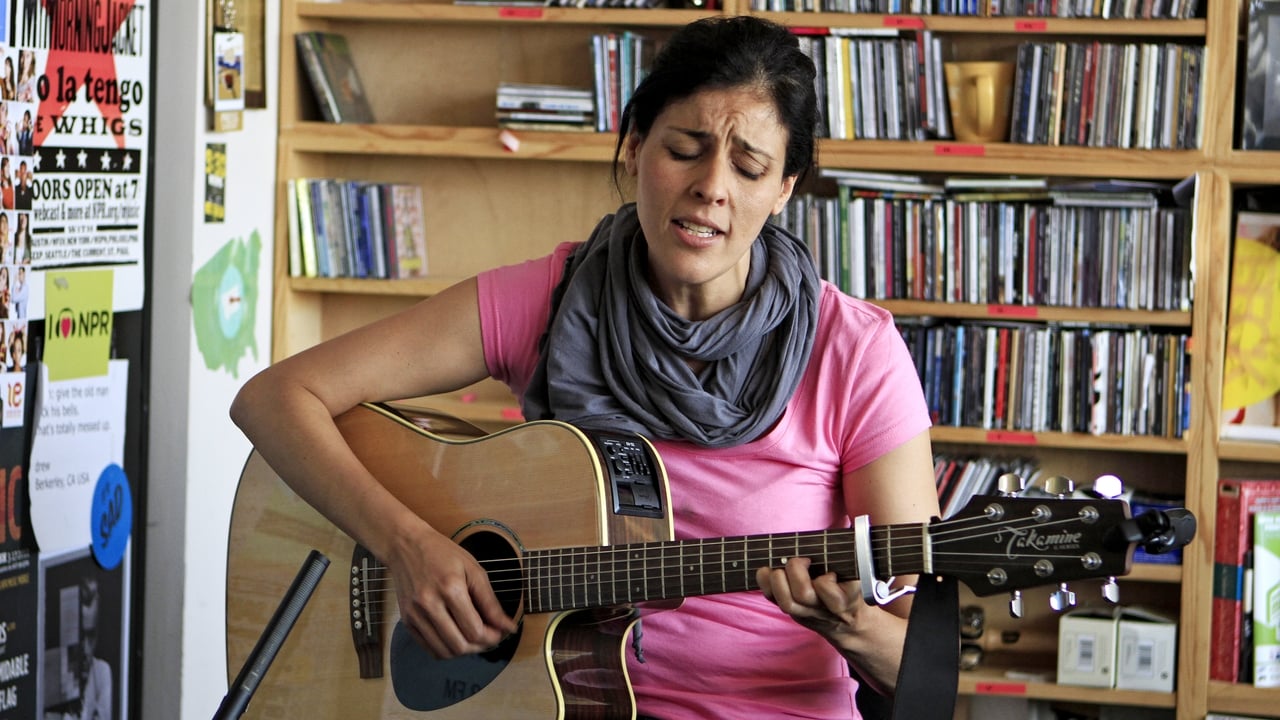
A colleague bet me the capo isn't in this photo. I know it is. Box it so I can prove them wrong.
[853,515,917,606]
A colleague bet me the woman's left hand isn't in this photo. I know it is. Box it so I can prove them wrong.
[756,556,864,643]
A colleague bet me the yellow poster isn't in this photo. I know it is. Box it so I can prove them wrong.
[44,269,114,381]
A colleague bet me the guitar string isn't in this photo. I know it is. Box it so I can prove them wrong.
[350,513,1103,580]
[348,513,1110,601]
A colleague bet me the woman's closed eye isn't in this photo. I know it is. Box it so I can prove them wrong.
[666,146,768,181]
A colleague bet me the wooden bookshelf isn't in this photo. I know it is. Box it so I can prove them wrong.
[267,0,1280,718]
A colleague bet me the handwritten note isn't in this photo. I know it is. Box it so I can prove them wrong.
[28,360,128,557]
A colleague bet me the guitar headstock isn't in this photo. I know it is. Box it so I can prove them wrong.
[935,493,1134,599]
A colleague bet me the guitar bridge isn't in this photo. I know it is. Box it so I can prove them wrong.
[350,544,385,678]
[589,430,663,519]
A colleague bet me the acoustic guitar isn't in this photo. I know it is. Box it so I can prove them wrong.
[226,402,1149,719]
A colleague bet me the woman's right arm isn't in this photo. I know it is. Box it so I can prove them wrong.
[230,277,518,657]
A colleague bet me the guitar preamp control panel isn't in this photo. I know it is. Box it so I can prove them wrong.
[590,432,664,519]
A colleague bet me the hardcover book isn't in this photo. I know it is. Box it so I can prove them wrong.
[296,32,376,124]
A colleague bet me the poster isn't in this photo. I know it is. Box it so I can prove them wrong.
[37,547,129,720]
[0,413,35,719]
[20,0,149,315]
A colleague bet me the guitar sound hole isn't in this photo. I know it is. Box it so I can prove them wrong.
[459,530,524,620]
[389,529,525,712]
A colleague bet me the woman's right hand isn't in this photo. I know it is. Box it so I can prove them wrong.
[387,519,519,659]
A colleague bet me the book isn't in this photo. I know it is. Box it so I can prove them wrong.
[1221,211,1280,442]
[943,175,1049,190]
[388,184,428,279]
[1213,478,1280,681]
[292,178,318,277]
[296,32,376,124]
[286,179,302,277]
[1255,510,1280,686]
[496,82,595,114]
[1241,0,1280,150]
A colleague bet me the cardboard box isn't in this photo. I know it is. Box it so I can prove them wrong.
[1057,607,1118,688]
[1115,607,1178,692]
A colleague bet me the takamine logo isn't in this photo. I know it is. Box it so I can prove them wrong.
[1002,526,1083,557]
[48,307,112,340]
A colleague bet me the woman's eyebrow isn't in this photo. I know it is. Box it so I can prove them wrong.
[669,126,777,161]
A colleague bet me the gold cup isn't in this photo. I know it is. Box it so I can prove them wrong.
[944,61,1016,144]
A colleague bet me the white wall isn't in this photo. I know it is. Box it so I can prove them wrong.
[146,2,278,718]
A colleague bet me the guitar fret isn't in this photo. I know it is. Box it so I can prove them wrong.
[612,545,624,606]
[527,551,540,614]
[557,547,565,610]
[631,546,643,602]
[592,546,601,608]
[884,525,893,578]
[745,536,771,584]
[570,548,582,609]
[546,550,556,612]
[697,539,705,597]
[649,542,666,600]
[676,542,684,599]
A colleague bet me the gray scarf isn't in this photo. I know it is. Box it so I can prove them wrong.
[522,203,820,448]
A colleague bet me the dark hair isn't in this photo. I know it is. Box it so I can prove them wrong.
[612,16,818,189]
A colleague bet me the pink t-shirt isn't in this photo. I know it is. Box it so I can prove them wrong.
[477,242,932,719]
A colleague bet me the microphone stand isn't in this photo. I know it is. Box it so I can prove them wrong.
[214,549,330,720]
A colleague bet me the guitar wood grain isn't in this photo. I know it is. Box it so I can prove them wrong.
[226,403,673,719]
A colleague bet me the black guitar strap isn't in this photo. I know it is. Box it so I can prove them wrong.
[888,574,959,720]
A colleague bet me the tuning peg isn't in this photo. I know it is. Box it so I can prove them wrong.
[997,472,1026,496]
[1009,590,1024,618]
[1102,577,1120,604]
[1049,582,1077,612]
[1044,475,1075,498]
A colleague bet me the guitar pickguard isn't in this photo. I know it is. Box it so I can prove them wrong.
[390,622,522,711]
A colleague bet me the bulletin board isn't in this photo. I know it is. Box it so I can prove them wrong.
[0,2,153,719]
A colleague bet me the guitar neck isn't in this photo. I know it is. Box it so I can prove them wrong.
[522,524,928,613]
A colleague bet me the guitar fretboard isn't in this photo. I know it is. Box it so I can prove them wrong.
[522,525,924,613]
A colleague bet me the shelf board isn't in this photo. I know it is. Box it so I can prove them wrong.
[1126,562,1182,583]
[765,11,1205,35]
[285,122,618,162]
[298,2,1205,36]
[873,299,1192,326]
[818,139,1207,179]
[958,665,1177,707]
[1208,680,1280,717]
[1220,150,1280,184]
[298,1,716,26]
[286,276,1195,328]
[930,426,1189,454]
[1219,439,1280,463]
[284,124,1210,180]
[288,275,461,296]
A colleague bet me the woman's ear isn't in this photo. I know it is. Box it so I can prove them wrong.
[772,174,798,216]
[623,133,642,177]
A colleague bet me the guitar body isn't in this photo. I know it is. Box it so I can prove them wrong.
[226,403,673,719]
